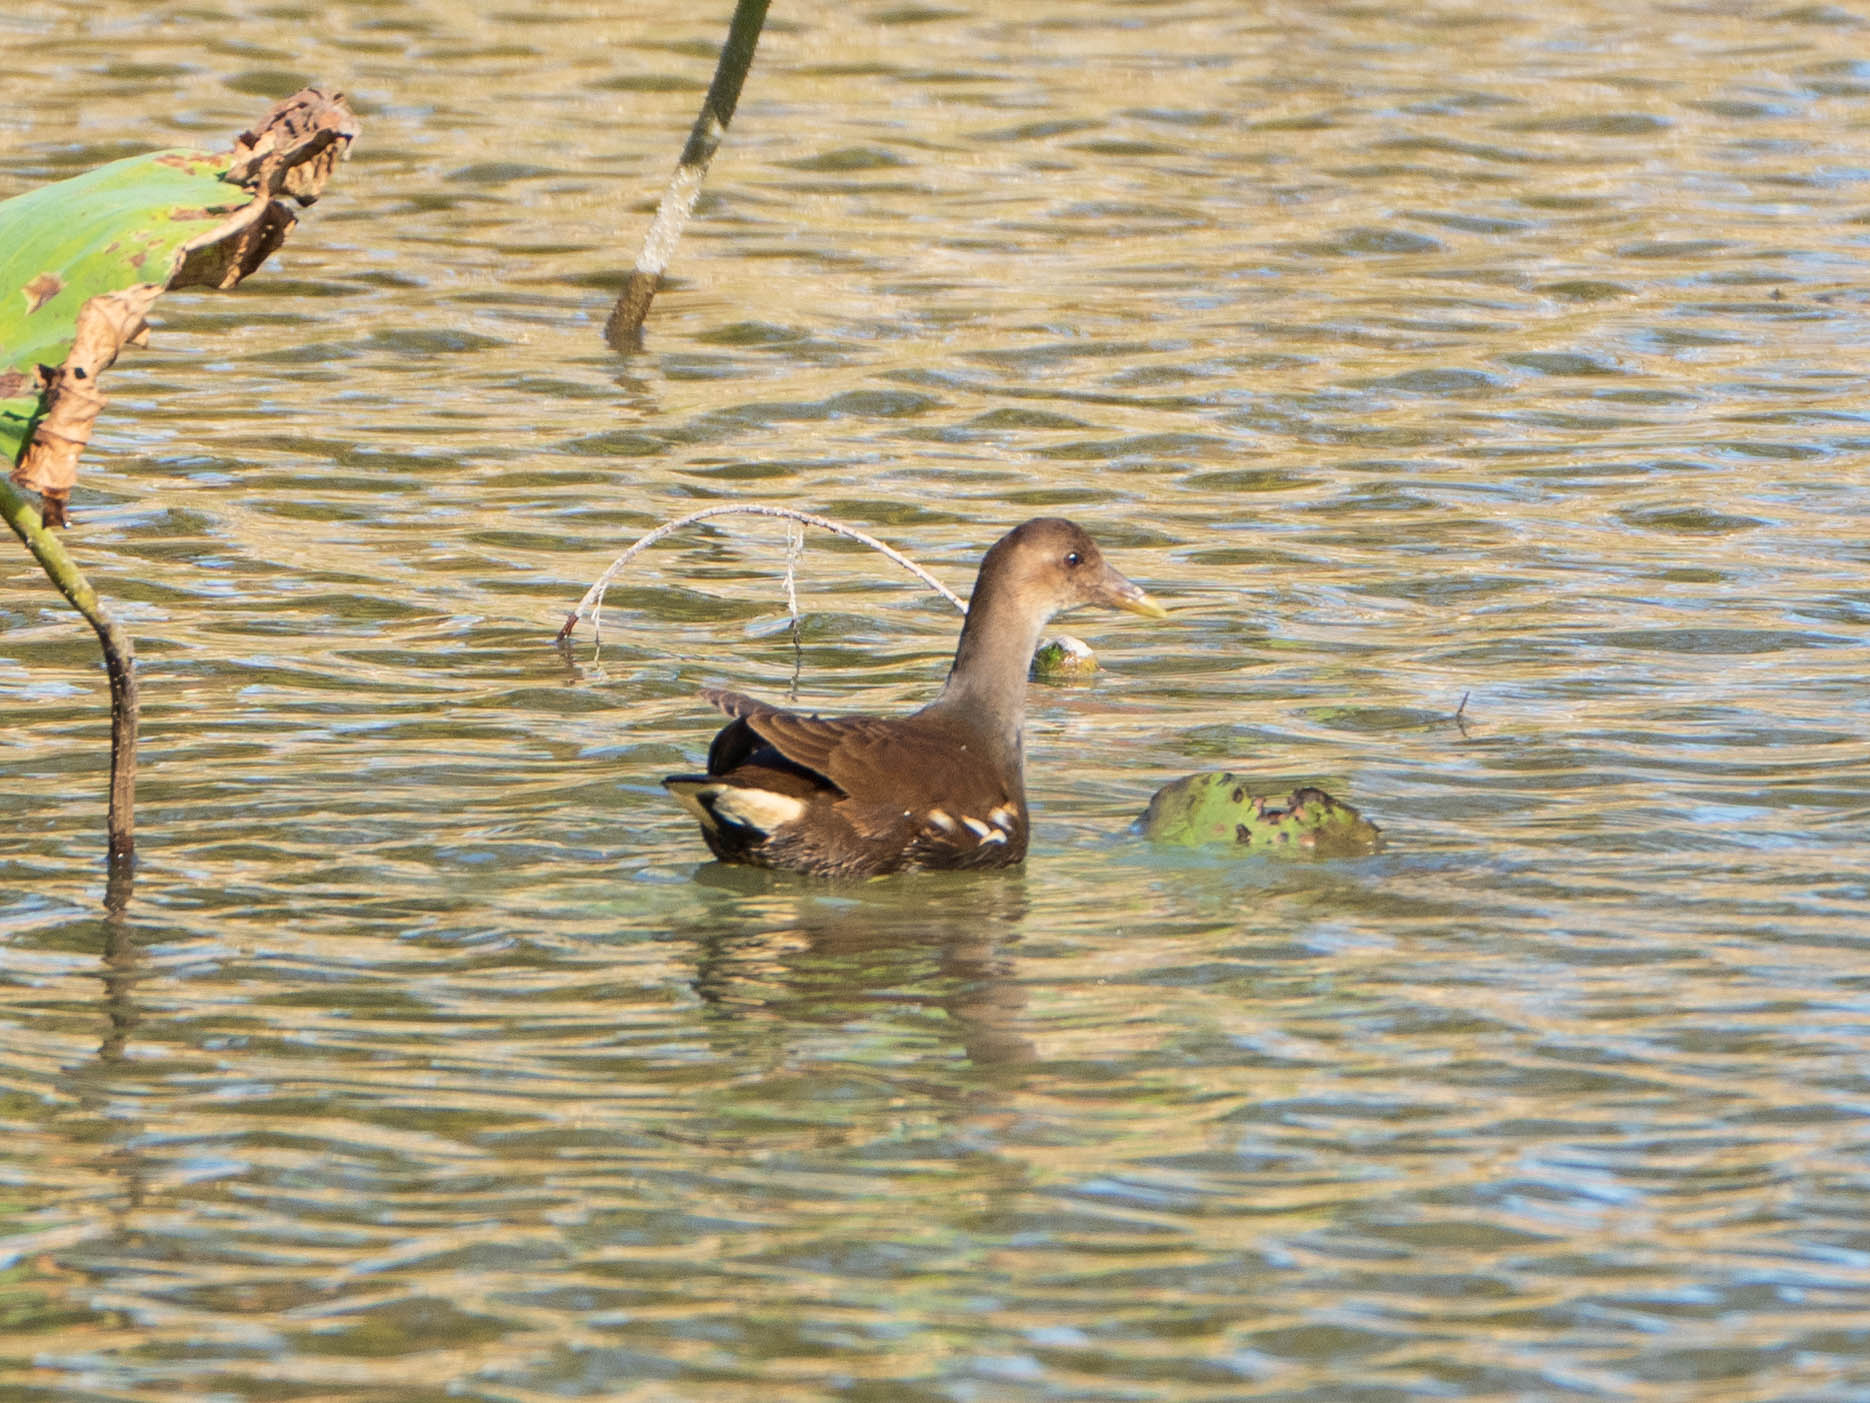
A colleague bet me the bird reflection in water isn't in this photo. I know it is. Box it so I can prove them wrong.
[679,864,1036,1072]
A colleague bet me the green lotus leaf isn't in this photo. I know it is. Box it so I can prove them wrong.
[1138,771,1383,857]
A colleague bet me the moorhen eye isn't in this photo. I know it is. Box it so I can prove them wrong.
[1064,551,1082,567]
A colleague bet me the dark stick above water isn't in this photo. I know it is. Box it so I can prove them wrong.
[605,0,772,348]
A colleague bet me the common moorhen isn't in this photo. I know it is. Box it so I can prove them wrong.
[664,517,1166,877]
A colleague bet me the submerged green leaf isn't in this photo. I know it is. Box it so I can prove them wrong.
[1031,635,1097,681]
[1138,772,1383,857]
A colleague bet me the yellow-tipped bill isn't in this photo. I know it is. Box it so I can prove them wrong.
[1096,565,1169,619]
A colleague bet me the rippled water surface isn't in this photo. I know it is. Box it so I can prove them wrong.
[5,2,1870,1399]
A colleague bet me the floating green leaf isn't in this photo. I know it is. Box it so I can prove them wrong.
[1138,772,1383,857]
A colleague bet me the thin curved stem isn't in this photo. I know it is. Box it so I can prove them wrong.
[558,504,968,646]
[0,478,137,866]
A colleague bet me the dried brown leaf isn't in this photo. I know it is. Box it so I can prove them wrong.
[11,285,163,526]
[171,199,297,292]
[0,367,45,400]
[23,273,63,314]
[227,88,360,207]
[173,88,357,292]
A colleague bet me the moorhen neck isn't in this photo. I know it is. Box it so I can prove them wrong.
[662,517,1166,878]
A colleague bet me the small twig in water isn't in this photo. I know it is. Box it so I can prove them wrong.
[782,517,803,623]
[782,517,804,700]
[1453,689,1472,738]
[557,504,970,650]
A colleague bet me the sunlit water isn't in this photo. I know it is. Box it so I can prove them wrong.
[4,2,1870,1399]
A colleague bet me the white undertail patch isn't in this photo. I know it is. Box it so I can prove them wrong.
[710,786,807,834]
